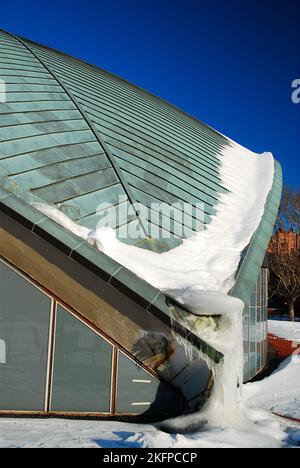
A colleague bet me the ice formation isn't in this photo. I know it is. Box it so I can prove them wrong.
[32,140,275,433]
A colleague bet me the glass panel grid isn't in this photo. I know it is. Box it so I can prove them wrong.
[243,268,268,381]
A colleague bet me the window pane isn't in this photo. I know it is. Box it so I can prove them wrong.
[51,305,112,413]
[0,260,51,411]
[117,351,180,416]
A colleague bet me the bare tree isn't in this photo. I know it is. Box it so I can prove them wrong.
[269,185,300,321]
[269,251,300,321]
[276,186,300,232]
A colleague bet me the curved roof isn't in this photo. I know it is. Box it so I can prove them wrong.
[0,29,231,251]
[0,29,282,358]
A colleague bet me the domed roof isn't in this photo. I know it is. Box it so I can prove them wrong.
[0,28,282,313]
[0,28,232,252]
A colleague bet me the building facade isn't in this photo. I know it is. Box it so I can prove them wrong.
[269,227,300,255]
[0,30,282,418]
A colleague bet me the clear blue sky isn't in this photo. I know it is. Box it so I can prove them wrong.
[1,0,299,187]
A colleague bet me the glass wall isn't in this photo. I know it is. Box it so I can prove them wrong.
[0,258,113,413]
[0,256,269,413]
[243,268,269,382]
[117,351,179,415]
[51,305,113,413]
[0,259,51,411]
[0,257,173,416]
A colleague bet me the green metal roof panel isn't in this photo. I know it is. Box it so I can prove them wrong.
[0,28,281,241]
[20,35,230,237]
[0,29,144,241]
[0,26,282,253]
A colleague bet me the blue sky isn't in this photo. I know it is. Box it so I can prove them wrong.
[1,0,299,187]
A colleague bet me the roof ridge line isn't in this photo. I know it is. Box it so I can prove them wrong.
[2,29,149,237]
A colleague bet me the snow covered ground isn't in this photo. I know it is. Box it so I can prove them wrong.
[268,320,300,343]
[0,357,299,449]
[244,357,300,421]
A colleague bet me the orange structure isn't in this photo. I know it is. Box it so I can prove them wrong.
[268,333,300,358]
[268,227,300,255]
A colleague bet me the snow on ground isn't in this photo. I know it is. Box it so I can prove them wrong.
[0,357,299,449]
[243,356,300,421]
[0,416,297,449]
[268,320,300,343]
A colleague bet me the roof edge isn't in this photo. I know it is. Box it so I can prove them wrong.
[230,159,283,304]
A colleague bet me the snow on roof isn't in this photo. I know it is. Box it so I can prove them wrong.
[34,142,274,315]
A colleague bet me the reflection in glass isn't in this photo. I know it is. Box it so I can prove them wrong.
[51,305,112,413]
[0,260,51,411]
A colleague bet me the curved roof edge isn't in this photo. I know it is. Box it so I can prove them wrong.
[230,159,283,305]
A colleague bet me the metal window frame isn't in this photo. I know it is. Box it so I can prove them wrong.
[44,299,56,413]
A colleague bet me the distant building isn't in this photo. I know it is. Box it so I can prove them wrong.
[269,226,300,255]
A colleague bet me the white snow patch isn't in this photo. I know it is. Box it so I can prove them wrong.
[268,320,300,343]
[243,356,300,421]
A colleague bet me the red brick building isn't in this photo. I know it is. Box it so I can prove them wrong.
[268,227,300,255]
[268,226,300,320]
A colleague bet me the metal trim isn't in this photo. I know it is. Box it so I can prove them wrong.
[44,299,57,412]
[110,348,118,415]
[0,255,53,301]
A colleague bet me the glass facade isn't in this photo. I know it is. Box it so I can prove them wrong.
[51,305,113,413]
[0,257,269,414]
[0,257,177,415]
[117,351,179,415]
[243,268,269,382]
[0,260,51,411]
